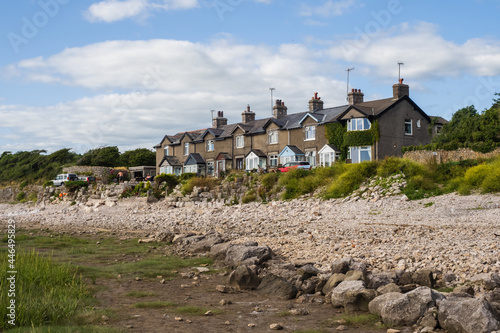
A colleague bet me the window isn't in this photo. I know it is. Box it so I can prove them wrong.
[347,118,371,131]
[405,119,412,135]
[348,146,372,163]
[164,146,169,156]
[435,126,442,134]
[184,165,196,173]
[319,152,335,167]
[305,126,316,140]
[183,142,189,155]
[416,119,421,128]
[207,140,214,152]
[236,136,244,148]
[269,155,278,167]
[268,130,278,144]
[305,151,316,167]
[207,161,214,176]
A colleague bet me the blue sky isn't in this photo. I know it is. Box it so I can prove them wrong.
[1,0,500,154]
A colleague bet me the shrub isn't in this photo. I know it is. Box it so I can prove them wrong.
[64,181,89,193]
[324,161,377,199]
[28,192,38,203]
[43,180,54,188]
[181,177,218,195]
[16,191,26,201]
[261,172,279,190]
[179,173,196,181]
[155,173,179,192]
[242,193,257,203]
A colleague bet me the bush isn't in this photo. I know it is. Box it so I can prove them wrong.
[154,173,179,193]
[64,181,89,192]
[43,180,54,188]
[261,172,279,190]
[181,177,218,195]
[179,173,196,181]
[16,191,26,201]
[28,192,38,203]
[324,162,377,199]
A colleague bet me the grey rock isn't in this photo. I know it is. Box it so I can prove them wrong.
[367,271,397,289]
[471,273,500,291]
[345,270,364,282]
[377,283,402,295]
[485,288,500,314]
[322,273,346,295]
[331,280,376,312]
[228,265,261,290]
[453,284,475,296]
[188,234,225,253]
[438,295,500,333]
[368,287,444,326]
[413,269,435,288]
[209,242,232,261]
[257,274,297,300]
[331,258,352,274]
[225,244,272,267]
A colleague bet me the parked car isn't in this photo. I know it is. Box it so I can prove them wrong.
[78,176,96,183]
[278,161,311,173]
[52,173,78,186]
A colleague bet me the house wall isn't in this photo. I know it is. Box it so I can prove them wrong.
[377,100,431,159]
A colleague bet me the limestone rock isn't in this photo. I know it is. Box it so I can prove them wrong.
[257,274,297,300]
[438,295,500,333]
[331,280,376,312]
[228,265,261,290]
[322,273,346,295]
[225,244,272,267]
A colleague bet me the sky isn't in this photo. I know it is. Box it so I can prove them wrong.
[1,0,500,154]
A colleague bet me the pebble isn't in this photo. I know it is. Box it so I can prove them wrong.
[6,192,500,283]
[270,323,283,330]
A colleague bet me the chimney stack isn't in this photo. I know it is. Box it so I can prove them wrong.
[241,104,256,124]
[212,111,228,129]
[393,78,409,99]
[273,99,288,119]
[348,88,364,105]
[309,92,324,111]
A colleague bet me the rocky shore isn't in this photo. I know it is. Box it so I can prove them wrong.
[2,192,500,332]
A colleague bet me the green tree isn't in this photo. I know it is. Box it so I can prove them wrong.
[77,146,120,167]
[120,148,156,167]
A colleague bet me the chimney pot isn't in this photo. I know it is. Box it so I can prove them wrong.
[247,104,250,112]
[314,92,318,99]
[399,78,404,84]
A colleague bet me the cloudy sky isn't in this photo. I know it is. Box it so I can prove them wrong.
[1,0,500,154]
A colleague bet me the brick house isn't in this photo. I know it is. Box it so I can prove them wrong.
[155,81,439,176]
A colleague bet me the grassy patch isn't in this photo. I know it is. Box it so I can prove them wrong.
[133,301,177,308]
[0,250,92,329]
[174,306,223,316]
[125,291,157,298]
[7,326,123,333]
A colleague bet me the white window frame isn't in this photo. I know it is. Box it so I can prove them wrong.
[183,142,189,155]
[348,146,372,163]
[164,146,169,156]
[416,119,421,128]
[206,140,214,152]
[347,118,371,132]
[268,130,278,144]
[207,161,214,176]
[319,151,335,167]
[405,119,413,136]
[305,151,316,167]
[305,126,316,141]
[269,154,278,167]
[235,135,244,148]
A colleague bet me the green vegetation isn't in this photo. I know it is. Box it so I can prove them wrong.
[325,121,380,161]
[64,180,90,193]
[76,147,120,167]
[0,229,216,331]
[404,94,500,153]
[119,148,156,167]
[0,250,92,329]
[181,176,219,195]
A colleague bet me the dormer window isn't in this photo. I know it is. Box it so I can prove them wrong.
[347,118,371,131]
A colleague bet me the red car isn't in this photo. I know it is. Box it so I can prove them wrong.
[278,161,311,172]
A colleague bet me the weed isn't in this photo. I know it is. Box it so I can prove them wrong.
[423,202,434,208]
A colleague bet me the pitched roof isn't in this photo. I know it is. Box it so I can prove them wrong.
[184,153,205,165]
[430,116,449,124]
[279,145,304,156]
[246,149,267,158]
[158,156,182,167]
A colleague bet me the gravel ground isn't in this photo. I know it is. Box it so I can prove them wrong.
[2,193,499,283]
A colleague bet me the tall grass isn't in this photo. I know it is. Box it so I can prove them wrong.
[324,162,377,199]
[0,250,91,329]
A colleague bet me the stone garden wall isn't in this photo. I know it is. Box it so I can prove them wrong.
[403,147,500,164]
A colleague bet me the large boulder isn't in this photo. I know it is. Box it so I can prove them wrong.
[438,295,500,333]
[331,280,376,312]
[225,244,272,267]
[485,288,500,314]
[228,265,261,290]
[367,271,397,289]
[188,234,225,253]
[257,274,298,300]
[412,269,435,288]
[322,273,346,295]
[368,287,444,326]
[209,242,232,261]
[471,273,500,291]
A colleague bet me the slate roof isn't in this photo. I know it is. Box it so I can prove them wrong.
[246,149,267,158]
[430,116,449,124]
[184,153,206,165]
[158,156,182,167]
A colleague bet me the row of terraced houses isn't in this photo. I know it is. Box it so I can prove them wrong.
[154,80,445,177]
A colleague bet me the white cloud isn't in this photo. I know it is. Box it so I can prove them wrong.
[2,38,345,153]
[329,22,500,79]
[85,0,199,23]
[300,0,356,17]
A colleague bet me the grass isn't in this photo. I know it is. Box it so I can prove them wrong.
[133,301,177,308]
[6,326,123,333]
[0,249,92,329]
[125,291,157,298]
[173,306,223,316]
[0,229,216,331]
[334,313,381,326]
